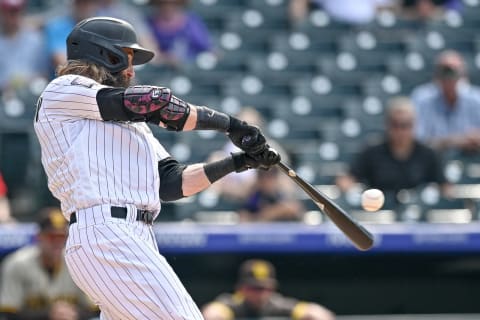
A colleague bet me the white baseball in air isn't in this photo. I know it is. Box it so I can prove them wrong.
[361,189,385,212]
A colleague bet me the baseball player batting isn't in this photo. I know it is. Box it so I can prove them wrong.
[33,17,280,319]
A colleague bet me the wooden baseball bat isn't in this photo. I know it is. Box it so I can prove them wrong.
[277,161,374,251]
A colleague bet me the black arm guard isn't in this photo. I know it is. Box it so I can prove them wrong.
[194,106,230,131]
[158,157,187,201]
[204,155,240,184]
[203,151,276,184]
[123,85,190,131]
[97,87,131,121]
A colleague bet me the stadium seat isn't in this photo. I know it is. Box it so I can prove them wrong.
[194,210,239,224]
[404,29,474,62]
[425,208,473,223]
[460,5,480,28]
[188,0,244,29]
[135,64,173,86]
[0,89,38,133]
[385,53,432,90]
[269,31,337,56]
[337,29,407,57]
[173,131,226,163]
[351,209,397,224]
[364,11,425,31]
[170,196,199,221]
[216,8,278,53]
[221,75,292,103]
[246,52,315,83]
[362,74,407,99]
[315,53,386,87]
[290,75,362,102]
[244,0,290,30]
[273,94,345,121]
[442,150,480,184]
[294,9,353,34]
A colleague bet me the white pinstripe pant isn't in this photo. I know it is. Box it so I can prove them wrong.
[65,204,204,320]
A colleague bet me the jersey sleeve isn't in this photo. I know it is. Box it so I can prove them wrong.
[37,75,108,122]
[155,141,171,161]
[0,255,25,311]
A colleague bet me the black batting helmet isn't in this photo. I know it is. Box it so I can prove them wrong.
[67,17,154,73]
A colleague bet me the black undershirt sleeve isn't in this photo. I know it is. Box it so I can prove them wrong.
[158,157,187,202]
[96,87,132,121]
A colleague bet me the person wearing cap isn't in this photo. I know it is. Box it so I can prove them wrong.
[0,207,98,320]
[0,0,48,93]
[411,50,480,153]
[202,259,335,320]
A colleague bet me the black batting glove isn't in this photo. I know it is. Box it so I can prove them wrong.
[231,148,281,172]
[227,117,267,155]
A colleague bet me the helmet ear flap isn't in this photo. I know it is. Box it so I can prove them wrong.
[68,32,129,73]
[95,43,129,73]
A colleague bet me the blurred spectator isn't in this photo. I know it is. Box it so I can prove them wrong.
[0,173,13,223]
[0,207,98,320]
[146,0,213,67]
[400,0,463,21]
[0,0,47,94]
[208,107,292,203]
[411,50,480,153]
[288,0,396,26]
[202,259,335,320]
[238,167,304,222]
[96,0,161,61]
[336,96,451,197]
[43,0,98,74]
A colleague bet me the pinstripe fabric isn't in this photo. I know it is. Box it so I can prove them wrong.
[65,205,203,320]
[34,75,204,319]
[34,74,167,218]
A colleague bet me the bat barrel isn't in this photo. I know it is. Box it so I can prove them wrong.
[277,161,374,251]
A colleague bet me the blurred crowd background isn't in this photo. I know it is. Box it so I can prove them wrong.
[2,0,480,318]
[2,0,480,225]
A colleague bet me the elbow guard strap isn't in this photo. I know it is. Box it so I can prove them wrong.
[123,85,190,131]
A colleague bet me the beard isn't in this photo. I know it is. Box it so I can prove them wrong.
[104,71,132,88]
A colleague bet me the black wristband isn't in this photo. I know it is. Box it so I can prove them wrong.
[194,106,230,131]
[203,153,248,183]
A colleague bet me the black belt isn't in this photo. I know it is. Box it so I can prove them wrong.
[69,206,155,225]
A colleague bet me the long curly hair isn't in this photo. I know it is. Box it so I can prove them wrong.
[56,60,130,87]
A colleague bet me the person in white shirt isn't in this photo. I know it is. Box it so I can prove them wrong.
[289,0,395,26]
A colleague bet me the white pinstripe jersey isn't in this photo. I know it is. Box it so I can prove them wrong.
[34,74,169,220]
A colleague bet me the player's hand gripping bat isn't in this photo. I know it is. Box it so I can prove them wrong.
[277,161,374,250]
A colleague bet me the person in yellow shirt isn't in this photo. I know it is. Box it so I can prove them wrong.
[0,207,98,320]
[202,259,335,320]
